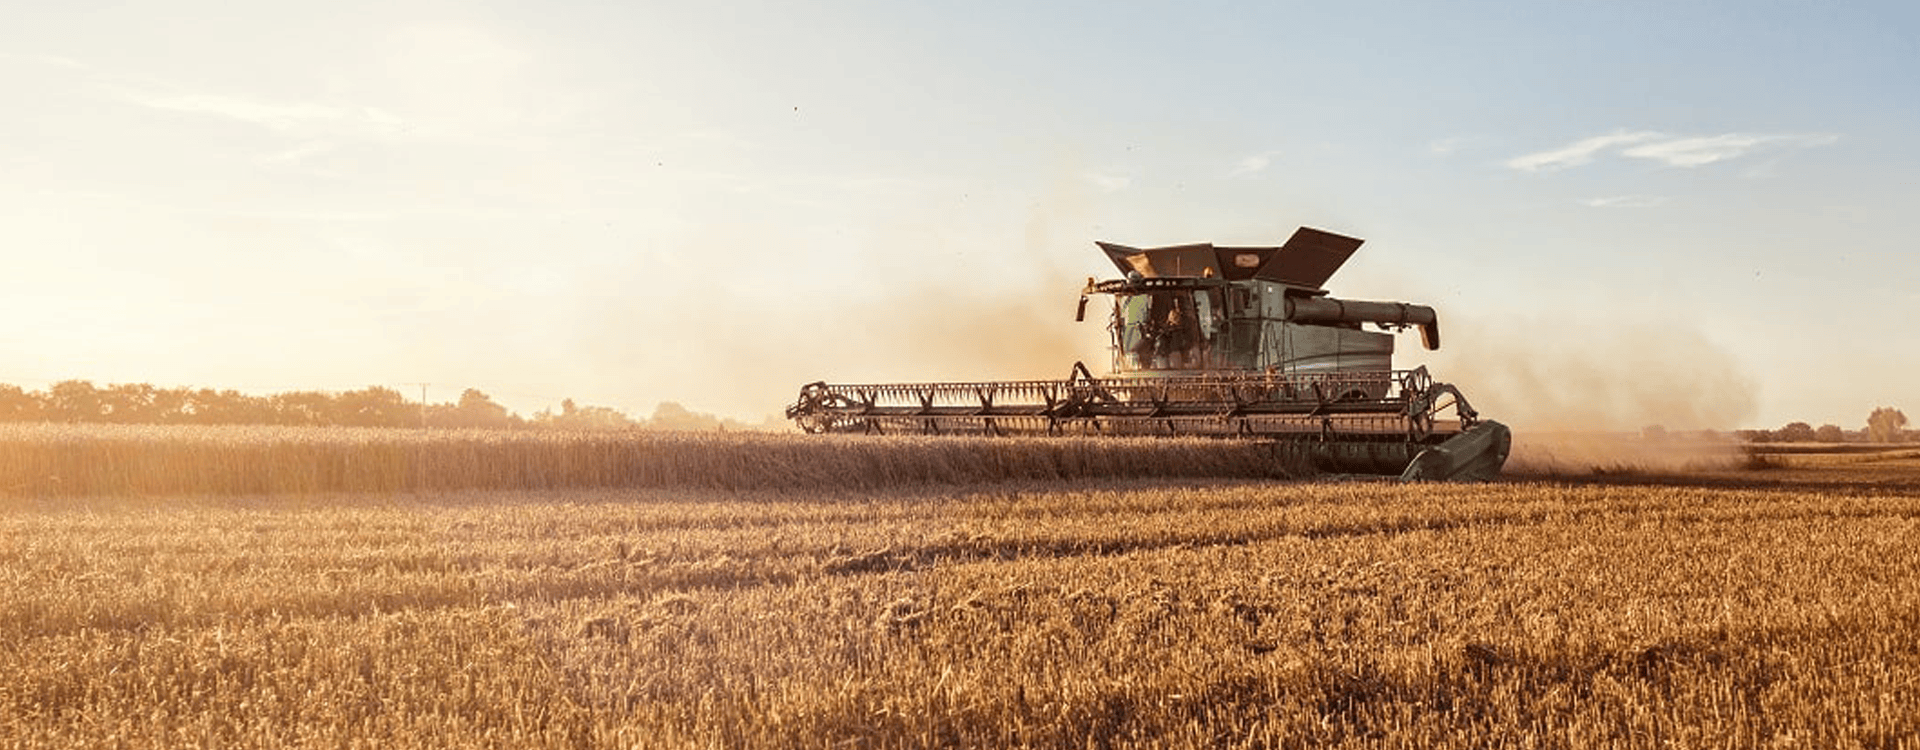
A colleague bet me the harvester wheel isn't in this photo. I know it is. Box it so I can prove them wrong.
[795,393,858,434]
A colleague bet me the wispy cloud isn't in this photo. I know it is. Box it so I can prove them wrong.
[1229,150,1282,176]
[256,139,333,164]
[3,52,90,70]
[1579,195,1667,208]
[18,54,412,141]
[1509,130,1838,172]
[1084,171,1131,192]
[1506,131,1663,171]
[123,90,411,136]
[125,91,344,129]
[209,208,396,222]
[1621,133,1838,167]
[252,139,344,178]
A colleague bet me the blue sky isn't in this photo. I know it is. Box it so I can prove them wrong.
[3,1,1916,430]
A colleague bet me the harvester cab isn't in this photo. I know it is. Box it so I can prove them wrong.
[1085,228,1435,378]
[786,227,1510,481]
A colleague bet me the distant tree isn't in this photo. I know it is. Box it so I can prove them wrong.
[186,388,270,424]
[464,389,515,427]
[1814,424,1845,443]
[0,379,544,428]
[271,391,335,425]
[1641,424,1668,441]
[45,381,104,422]
[636,402,769,432]
[535,400,637,431]
[648,402,731,431]
[148,387,192,423]
[429,389,516,429]
[1776,421,1816,443]
[1868,407,1909,443]
[335,386,416,427]
[587,405,638,430]
[0,384,40,421]
[99,383,161,423]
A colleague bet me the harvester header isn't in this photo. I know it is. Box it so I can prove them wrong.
[786,226,1509,481]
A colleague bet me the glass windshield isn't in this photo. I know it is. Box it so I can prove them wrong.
[1112,288,1223,371]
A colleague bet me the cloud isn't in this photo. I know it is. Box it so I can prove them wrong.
[1428,138,1464,156]
[26,53,417,143]
[125,91,345,129]
[118,87,415,139]
[213,208,395,222]
[254,139,335,167]
[1505,131,1663,171]
[1229,150,1282,176]
[1508,130,1838,172]
[1579,195,1666,208]
[1083,171,1131,192]
[1621,133,1839,167]
[7,53,89,70]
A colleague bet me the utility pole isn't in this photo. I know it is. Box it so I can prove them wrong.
[402,383,430,429]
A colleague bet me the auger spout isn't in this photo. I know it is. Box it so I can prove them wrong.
[1287,297,1441,350]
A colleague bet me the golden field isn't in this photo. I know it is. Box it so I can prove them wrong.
[2,426,1917,748]
[0,424,1304,497]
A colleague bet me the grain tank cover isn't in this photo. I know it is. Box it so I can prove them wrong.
[1261,226,1364,289]
[1096,242,1223,279]
[1096,226,1364,289]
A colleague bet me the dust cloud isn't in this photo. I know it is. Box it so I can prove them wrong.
[1418,313,1758,474]
[664,279,1111,423]
[1501,431,1748,476]
[560,183,1122,423]
[553,168,1140,423]
[1425,315,1757,433]
[818,285,1109,382]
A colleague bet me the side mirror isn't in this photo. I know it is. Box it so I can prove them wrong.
[1075,296,1089,322]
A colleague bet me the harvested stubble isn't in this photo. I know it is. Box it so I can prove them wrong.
[3,479,1918,748]
[0,423,1307,498]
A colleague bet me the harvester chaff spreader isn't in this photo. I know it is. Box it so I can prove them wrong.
[786,227,1510,481]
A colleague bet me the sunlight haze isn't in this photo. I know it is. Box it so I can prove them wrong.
[5,1,1916,431]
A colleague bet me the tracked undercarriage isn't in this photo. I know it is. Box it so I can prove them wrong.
[786,227,1510,481]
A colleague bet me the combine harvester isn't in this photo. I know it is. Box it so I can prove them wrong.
[786,227,1510,481]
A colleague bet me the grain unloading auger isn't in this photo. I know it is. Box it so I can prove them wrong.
[786,227,1511,481]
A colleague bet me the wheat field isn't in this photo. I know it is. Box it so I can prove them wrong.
[3,427,1917,748]
[0,424,1307,498]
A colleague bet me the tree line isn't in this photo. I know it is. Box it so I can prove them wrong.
[0,380,778,432]
[1734,406,1911,444]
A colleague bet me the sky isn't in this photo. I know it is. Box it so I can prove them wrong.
[3,0,1916,431]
